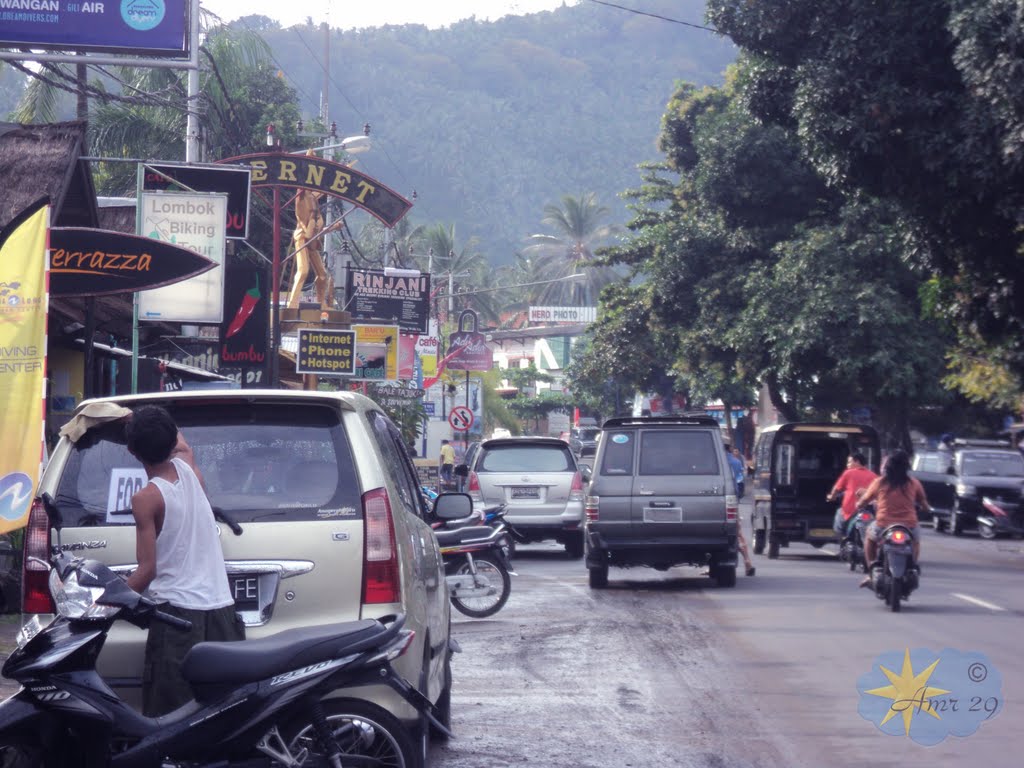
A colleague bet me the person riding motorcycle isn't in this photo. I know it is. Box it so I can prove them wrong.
[855,449,928,588]
[826,451,877,538]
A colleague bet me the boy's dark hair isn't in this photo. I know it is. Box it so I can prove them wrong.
[882,449,911,488]
[125,405,178,466]
[851,452,867,465]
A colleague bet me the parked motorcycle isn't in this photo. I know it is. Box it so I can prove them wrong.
[977,496,1024,540]
[839,506,875,572]
[0,501,447,767]
[866,523,920,612]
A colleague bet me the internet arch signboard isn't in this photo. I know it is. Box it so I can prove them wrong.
[0,0,189,57]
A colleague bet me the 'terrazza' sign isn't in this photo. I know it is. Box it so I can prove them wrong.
[528,306,597,323]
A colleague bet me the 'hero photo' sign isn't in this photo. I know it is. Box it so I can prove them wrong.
[0,0,190,57]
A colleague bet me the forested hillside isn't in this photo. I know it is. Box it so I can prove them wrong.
[1,1,734,264]
[232,1,734,262]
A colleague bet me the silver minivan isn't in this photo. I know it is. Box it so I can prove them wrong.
[584,416,739,588]
[462,437,586,557]
[22,390,452,761]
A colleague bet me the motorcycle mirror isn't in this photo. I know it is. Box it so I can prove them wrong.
[433,493,474,520]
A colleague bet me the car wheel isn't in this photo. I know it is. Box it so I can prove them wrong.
[979,522,997,540]
[934,517,947,534]
[588,562,609,589]
[565,532,585,559]
[714,565,737,588]
[767,536,780,559]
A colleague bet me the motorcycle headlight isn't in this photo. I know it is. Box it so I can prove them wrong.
[50,569,119,620]
[956,483,977,497]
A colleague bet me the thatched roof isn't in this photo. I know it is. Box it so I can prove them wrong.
[0,121,98,230]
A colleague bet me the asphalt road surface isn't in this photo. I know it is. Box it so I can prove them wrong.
[431,504,1024,768]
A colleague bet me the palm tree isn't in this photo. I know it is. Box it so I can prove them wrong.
[522,192,623,306]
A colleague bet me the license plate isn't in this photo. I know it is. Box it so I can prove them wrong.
[230,574,260,612]
[644,508,682,523]
[511,486,540,499]
[809,528,835,538]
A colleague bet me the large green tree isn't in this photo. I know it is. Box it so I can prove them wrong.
[707,0,1024,402]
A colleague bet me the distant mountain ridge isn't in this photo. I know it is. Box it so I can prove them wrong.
[249,0,735,263]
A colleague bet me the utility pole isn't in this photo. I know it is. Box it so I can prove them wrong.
[185,0,201,162]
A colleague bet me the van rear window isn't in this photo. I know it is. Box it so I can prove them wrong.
[639,431,720,476]
[53,403,362,525]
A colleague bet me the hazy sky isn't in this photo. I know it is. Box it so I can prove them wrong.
[200,0,578,31]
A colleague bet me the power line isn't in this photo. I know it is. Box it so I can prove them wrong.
[584,0,721,34]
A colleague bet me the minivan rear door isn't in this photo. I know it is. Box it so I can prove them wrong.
[630,428,727,540]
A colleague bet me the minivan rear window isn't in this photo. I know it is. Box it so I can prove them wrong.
[639,431,720,475]
[53,403,362,525]
[478,444,574,472]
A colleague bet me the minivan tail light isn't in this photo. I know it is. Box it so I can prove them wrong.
[725,495,738,522]
[467,471,482,503]
[569,471,584,502]
[362,488,401,605]
[23,499,55,615]
[585,495,600,522]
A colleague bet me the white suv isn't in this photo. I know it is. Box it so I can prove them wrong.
[23,390,452,763]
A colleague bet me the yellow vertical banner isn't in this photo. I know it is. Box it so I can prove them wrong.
[0,200,49,534]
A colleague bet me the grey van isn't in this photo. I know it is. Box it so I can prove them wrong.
[583,416,739,588]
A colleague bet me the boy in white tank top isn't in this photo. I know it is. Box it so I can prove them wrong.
[125,405,244,716]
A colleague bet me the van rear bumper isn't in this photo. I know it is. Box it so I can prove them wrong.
[586,530,737,569]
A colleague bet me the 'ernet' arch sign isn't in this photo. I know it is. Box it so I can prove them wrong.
[218,152,412,227]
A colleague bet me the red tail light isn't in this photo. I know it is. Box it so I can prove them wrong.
[891,530,906,544]
[466,470,482,503]
[726,495,738,522]
[23,499,55,615]
[859,512,872,521]
[569,471,584,502]
[585,495,600,522]
[362,488,400,605]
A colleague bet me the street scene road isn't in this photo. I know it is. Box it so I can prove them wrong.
[433,502,1024,768]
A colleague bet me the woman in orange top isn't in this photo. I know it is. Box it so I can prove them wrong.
[856,449,929,587]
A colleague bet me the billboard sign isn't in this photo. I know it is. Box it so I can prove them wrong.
[142,163,251,239]
[296,328,355,376]
[0,0,190,57]
[219,262,269,387]
[49,227,216,297]
[528,306,597,323]
[138,191,227,323]
[344,268,430,333]
[447,309,492,372]
[354,324,400,381]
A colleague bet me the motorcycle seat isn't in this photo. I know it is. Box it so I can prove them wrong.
[435,526,501,548]
[181,619,391,685]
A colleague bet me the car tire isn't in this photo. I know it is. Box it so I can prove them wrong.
[978,522,997,540]
[565,533,585,559]
[767,536,780,559]
[934,517,947,534]
[588,562,609,589]
[752,527,766,555]
[715,565,737,588]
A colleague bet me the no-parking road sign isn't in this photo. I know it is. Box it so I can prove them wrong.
[449,405,474,431]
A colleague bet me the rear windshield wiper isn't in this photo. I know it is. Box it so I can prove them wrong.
[212,506,243,536]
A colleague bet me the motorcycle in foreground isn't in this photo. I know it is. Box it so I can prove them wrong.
[0,500,448,767]
[432,496,515,619]
[977,496,1024,540]
[866,523,920,612]
[838,506,875,572]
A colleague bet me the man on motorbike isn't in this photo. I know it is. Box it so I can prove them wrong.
[855,449,929,588]
[827,452,877,537]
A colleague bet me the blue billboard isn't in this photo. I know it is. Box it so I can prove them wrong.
[0,0,189,57]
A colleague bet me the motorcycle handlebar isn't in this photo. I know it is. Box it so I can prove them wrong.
[153,610,193,631]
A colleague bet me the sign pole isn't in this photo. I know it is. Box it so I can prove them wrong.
[185,0,200,162]
[271,185,281,388]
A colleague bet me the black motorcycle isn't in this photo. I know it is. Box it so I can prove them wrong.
[0,503,447,767]
[839,506,875,572]
[866,523,920,612]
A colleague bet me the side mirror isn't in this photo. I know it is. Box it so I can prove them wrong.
[580,465,592,483]
[433,493,474,520]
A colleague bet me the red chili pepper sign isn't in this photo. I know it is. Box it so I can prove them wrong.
[225,274,261,338]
